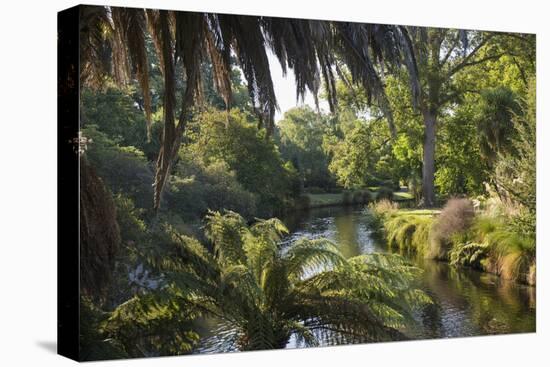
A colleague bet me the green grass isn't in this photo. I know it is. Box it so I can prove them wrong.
[392,191,414,201]
[366,205,441,256]
[368,187,414,202]
[384,213,434,254]
[394,209,440,216]
[307,189,414,209]
[307,193,346,207]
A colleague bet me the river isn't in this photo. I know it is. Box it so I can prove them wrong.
[195,206,536,353]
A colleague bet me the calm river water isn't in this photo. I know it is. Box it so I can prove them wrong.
[195,206,536,353]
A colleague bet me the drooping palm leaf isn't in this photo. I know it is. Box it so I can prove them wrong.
[110,7,153,140]
[218,14,278,134]
[79,6,111,89]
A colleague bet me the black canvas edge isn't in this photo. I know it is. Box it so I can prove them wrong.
[58,4,81,362]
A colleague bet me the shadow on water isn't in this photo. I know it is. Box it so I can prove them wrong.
[196,206,535,352]
[407,258,535,339]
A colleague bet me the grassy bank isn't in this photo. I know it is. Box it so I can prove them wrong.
[368,199,536,286]
[307,193,348,207]
[305,188,414,209]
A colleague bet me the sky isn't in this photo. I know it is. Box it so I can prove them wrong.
[267,51,330,122]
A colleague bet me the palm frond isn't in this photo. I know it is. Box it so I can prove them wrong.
[218,14,278,135]
[110,7,153,140]
[205,14,233,109]
[333,23,397,136]
[79,6,111,89]
[288,320,319,347]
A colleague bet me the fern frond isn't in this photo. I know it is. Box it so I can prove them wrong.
[285,238,347,281]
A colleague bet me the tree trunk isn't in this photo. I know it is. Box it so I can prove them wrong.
[422,110,437,207]
[152,10,176,211]
[80,157,121,297]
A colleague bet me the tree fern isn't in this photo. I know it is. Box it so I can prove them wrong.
[196,211,431,349]
[88,209,432,354]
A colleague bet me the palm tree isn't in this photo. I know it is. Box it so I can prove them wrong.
[477,87,520,163]
[148,211,430,350]
[78,5,418,210]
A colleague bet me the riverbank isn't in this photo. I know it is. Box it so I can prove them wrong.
[305,188,414,209]
[368,199,536,286]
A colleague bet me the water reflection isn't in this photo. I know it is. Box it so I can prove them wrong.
[283,206,380,256]
[196,206,535,353]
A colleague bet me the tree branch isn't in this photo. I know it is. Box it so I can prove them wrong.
[440,31,460,67]
[449,53,509,78]
[512,56,528,87]
[446,34,495,78]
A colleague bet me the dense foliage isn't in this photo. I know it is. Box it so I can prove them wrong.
[76,6,535,360]
[276,107,335,190]
[182,109,301,217]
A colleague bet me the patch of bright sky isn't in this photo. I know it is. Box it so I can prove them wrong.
[267,50,330,123]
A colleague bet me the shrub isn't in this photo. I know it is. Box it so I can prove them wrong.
[427,198,474,260]
[166,176,208,219]
[169,157,257,220]
[449,241,490,270]
[492,79,535,237]
[352,190,364,204]
[344,190,373,205]
[184,109,299,217]
[380,179,400,191]
[385,214,433,254]
[370,199,399,219]
[108,194,151,305]
[510,208,536,240]
[202,161,258,217]
[481,195,519,218]
[83,125,154,210]
[114,194,147,244]
[473,216,535,284]
[437,198,475,234]
[81,87,161,160]
[364,200,399,236]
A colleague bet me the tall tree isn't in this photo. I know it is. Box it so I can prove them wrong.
[401,28,532,206]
